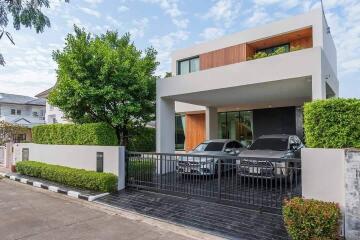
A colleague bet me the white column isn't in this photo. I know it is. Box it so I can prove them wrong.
[118,146,126,191]
[156,97,175,153]
[205,106,218,140]
[311,74,326,100]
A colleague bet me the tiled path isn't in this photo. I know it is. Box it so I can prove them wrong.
[96,189,290,240]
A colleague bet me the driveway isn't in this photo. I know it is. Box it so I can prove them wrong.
[0,178,220,240]
[97,189,289,240]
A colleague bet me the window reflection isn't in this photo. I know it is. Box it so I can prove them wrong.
[218,111,253,146]
[175,114,186,150]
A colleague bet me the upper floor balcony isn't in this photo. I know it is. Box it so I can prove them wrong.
[175,27,313,77]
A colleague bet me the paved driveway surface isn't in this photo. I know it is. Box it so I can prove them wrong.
[0,178,217,240]
[96,189,290,240]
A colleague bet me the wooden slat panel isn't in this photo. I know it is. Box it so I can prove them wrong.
[290,36,313,49]
[185,113,205,152]
[248,27,312,50]
[200,43,247,70]
[199,27,312,71]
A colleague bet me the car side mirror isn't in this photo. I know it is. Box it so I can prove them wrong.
[290,143,297,150]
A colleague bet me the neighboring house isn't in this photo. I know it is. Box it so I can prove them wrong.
[156,9,338,153]
[35,88,71,124]
[0,93,46,127]
[0,93,46,142]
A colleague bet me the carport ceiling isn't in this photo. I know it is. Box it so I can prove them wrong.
[171,77,312,107]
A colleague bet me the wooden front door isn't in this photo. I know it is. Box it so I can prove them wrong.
[185,113,205,152]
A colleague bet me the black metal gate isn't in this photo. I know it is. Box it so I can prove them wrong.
[125,152,301,213]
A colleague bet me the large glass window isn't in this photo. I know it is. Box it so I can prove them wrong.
[175,114,186,150]
[218,111,253,146]
[256,43,290,55]
[177,57,199,75]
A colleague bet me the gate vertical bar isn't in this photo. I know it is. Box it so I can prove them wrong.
[217,159,221,200]
[160,154,163,190]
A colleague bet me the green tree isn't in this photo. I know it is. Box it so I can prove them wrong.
[0,0,69,65]
[49,26,159,146]
[0,120,27,145]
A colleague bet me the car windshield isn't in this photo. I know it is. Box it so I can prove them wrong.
[194,142,225,152]
[249,138,288,151]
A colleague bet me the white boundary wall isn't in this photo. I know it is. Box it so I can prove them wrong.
[302,148,345,207]
[302,148,360,239]
[13,143,125,190]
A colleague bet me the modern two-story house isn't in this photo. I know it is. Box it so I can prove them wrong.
[156,9,338,153]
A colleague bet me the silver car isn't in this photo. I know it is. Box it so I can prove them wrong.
[237,134,303,180]
[177,139,246,175]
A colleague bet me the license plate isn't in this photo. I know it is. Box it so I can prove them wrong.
[249,167,259,174]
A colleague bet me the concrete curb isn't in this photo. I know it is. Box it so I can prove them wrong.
[0,172,108,202]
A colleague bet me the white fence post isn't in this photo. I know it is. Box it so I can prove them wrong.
[4,142,13,169]
[0,146,4,166]
[118,146,126,191]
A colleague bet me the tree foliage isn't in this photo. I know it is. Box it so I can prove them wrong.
[49,26,159,146]
[0,120,27,145]
[0,0,69,65]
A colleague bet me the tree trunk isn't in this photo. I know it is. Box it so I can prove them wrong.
[116,128,129,147]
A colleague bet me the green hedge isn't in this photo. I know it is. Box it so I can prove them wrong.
[127,159,155,182]
[32,123,118,146]
[16,161,118,192]
[128,128,155,152]
[304,98,360,148]
[283,197,341,240]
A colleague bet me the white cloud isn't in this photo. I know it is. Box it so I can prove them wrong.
[199,27,225,41]
[246,7,272,27]
[253,0,300,9]
[204,0,242,28]
[150,30,189,75]
[83,0,103,6]
[143,0,188,29]
[106,16,122,28]
[117,5,129,12]
[130,18,149,38]
[0,70,56,97]
[79,7,101,18]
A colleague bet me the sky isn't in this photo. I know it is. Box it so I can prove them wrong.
[0,0,359,98]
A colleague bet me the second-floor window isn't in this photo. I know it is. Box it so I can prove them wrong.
[256,43,290,55]
[11,109,21,115]
[177,57,199,75]
[32,112,38,117]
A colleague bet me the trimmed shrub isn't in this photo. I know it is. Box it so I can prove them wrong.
[283,197,341,240]
[128,128,156,152]
[16,161,118,192]
[304,98,360,148]
[32,123,118,146]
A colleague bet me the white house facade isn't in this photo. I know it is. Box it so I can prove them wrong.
[36,88,70,124]
[156,9,338,153]
[0,93,46,127]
